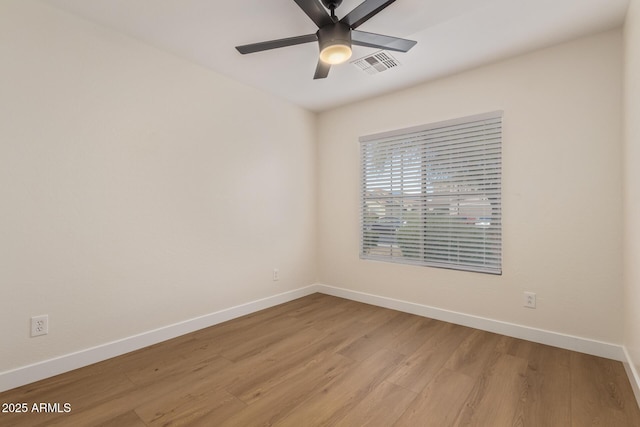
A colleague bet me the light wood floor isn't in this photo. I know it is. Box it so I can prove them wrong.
[1,293,639,426]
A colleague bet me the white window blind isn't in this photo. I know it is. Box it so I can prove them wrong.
[360,111,502,274]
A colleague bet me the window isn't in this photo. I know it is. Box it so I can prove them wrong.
[360,111,502,274]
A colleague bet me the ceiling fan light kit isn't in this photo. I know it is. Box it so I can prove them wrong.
[318,23,352,64]
[235,0,416,79]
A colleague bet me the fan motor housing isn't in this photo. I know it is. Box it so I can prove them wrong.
[317,23,352,52]
[321,0,343,10]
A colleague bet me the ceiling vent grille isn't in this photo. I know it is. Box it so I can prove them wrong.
[352,51,400,74]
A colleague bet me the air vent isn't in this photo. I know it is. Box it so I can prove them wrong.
[352,51,400,74]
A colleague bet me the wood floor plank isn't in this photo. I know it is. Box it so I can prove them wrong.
[1,366,135,406]
[419,321,476,355]
[453,352,529,426]
[229,344,344,405]
[333,380,417,427]
[37,383,175,426]
[338,301,398,325]
[97,334,205,374]
[387,321,474,393]
[0,369,136,426]
[135,383,245,426]
[571,352,640,426]
[274,348,406,427]
[285,294,353,322]
[224,322,364,402]
[96,410,147,427]
[1,293,639,427]
[125,352,233,388]
[218,318,313,362]
[500,336,572,426]
[218,353,355,427]
[393,368,476,427]
[337,311,418,361]
[384,316,439,356]
[34,354,235,427]
[444,329,503,379]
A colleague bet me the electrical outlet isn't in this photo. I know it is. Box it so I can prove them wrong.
[273,268,279,281]
[523,292,536,309]
[31,315,49,337]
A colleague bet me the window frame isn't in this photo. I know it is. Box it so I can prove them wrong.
[359,111,503,275]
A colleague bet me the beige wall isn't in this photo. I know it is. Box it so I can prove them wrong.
[0,0,316,372]
[317,30,624,343]
[624,0,640,378]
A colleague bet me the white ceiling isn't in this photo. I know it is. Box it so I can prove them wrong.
[43,0,629,112]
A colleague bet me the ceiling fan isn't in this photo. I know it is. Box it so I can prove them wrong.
[235,0,417,79]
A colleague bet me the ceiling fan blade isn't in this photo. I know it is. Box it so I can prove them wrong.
[294,0,334,28]
[236,34,318,54]
[340,0,396,29]
[314,60,331,79]
[351,30,416,52]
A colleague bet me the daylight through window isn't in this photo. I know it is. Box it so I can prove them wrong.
[360,111,502,274]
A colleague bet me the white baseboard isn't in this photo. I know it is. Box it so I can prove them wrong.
[1,282,628,394]
[623,346,640,408]
[0,285,320,393]
[315,284,625,361]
